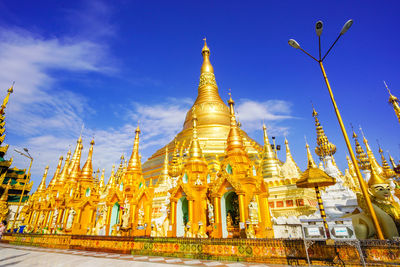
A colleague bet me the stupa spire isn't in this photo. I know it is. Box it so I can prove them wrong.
[58,150,71,184]
[69,139,83,182]
[80,139,95,180]
[306,142,317,168]
[182,39,230,130]
[281,137,301,179]
[378,146,395,178]
[37,166,49,193]
[0,83,13,146]
[352,130,370,170]
[188,108,202,158]
[200,38,214,75]
[312,107,336,158]
[128,124,141,172]
[0,82,13,115]
[261,124,279,179]
[48,156,63,187]
[384,81,400,124]
[226,93,244,153]
[360,126,383,174]
[68,136,83,174]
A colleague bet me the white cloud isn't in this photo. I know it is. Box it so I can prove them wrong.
[236,99,293,135]
[0,26,114,186]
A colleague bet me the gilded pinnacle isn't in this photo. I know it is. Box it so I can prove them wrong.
[312,107,336,157]
[384,81,400,124]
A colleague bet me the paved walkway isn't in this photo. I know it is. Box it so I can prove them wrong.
[0,243,292,267]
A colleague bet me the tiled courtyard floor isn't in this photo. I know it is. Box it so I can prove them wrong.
[0,243,294,267]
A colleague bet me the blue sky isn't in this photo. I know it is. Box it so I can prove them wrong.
[0,0,399,190]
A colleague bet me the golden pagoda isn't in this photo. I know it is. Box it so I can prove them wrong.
[142,39,262,186]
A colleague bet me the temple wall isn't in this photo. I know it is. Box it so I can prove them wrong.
[2,233,399,265]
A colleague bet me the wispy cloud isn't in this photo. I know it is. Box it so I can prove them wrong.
[236,99,293,135]
[0,23,115,182]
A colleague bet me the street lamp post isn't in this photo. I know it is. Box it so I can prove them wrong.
[11,148,33,231]
[288,20,385,240]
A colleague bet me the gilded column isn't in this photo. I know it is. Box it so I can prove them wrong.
[171,201,176,224]
[63,209,70,228]
[255,195,262,223]
[238,194,245,223]
[214,197,220,223]
[106,206,112,235]
[263,197,272,228]
[188,200,194,223]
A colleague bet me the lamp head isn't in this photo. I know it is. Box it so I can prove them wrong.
[315,20,323,36]
[23,148,29,153]
[340,19,353,35]
[288,39,300,49]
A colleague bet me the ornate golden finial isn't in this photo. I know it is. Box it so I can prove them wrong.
[384,81,400,124]
[80,139,95,180]
[261,124,279,179]
[37,166,49,192]
[312,107,336,158]
[0,82,14,115]
[352,128,370,170]
[128,123,141,172]
[199,38,216,87]
[377,143,396,178]
[49,156,63,187]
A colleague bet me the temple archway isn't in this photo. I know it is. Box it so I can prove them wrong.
[109,202,120,235]
[221,191,239,238]
[176,196,188,237]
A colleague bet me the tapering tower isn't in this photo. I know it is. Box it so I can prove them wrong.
[360,128,383,175]
[384,81,400,124]
[260,124,280,181]
[143,40,261,185]
[0,84,32,223]
[311,108,357,218]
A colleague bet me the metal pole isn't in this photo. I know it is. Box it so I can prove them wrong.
[11,156,33,231]
[318,61,384,240]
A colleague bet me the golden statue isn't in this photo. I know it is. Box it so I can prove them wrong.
[226,213,233,228]
[93,208,106,235]
[350,166,400,239]
[196,222,207,238]
[184,221,193,238]
[121,207,130,229]
[137,207,144,227]
[66,209,76,229]
[246,223,256,238]
[248,196,258,225]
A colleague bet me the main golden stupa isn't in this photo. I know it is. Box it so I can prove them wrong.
[142,39,262,184]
